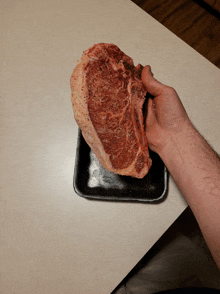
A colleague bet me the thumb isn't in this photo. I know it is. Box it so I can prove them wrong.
[145,97,156,128]
[141,66,165,97]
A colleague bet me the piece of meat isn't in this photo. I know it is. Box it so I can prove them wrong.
[70,43,152,179]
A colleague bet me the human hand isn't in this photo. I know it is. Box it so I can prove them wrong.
[141,66,193,154]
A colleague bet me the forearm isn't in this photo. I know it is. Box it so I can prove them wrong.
[159,123,220,268]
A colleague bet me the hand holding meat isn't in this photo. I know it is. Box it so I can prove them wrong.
[141,65,192,155]
[141,66,220,269]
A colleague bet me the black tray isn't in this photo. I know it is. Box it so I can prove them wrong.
[73,130,168,202]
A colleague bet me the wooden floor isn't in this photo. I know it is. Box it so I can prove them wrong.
[131,0,220,68]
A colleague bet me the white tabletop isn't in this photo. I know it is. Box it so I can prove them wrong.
[1,1,220,293]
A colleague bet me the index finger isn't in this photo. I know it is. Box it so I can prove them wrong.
[141,65,165,97]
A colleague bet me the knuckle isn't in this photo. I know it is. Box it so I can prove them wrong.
[164,86,176,95]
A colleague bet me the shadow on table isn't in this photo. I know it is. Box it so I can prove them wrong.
[112,207,220,294]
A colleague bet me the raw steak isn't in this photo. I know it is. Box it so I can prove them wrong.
[70,43,152,178]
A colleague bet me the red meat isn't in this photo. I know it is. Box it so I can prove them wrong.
[70,43,152,178]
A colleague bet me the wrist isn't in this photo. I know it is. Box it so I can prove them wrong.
[157,121,197,160]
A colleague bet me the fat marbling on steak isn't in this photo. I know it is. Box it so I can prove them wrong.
[70,43,152,179]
